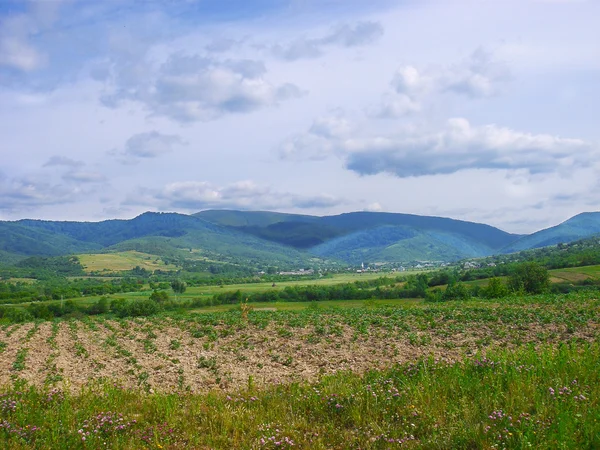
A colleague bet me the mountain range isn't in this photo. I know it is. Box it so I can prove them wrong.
[1,210,600,268]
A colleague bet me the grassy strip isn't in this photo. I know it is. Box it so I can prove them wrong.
[0,343,598,449]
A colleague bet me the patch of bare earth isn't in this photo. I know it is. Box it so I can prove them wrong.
[18,323,53,386]
[0,318,598,393]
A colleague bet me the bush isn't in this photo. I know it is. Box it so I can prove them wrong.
[150,290,170,303]
[442,282,472,301]
[114,299,161,318]
[425,288,443,302]
[5,308,33,323]
[508,262,550,295]
[483,278,509,299]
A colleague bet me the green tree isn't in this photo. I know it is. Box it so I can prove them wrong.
[406,273,429,297]
[171,279,187,295]
[508,262,550,295]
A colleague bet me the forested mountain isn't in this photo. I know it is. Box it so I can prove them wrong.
[0,222,102,257]
[197,210,522,262]
[1,209,599,267]
[0,212,324,268]
[500,212,600,253]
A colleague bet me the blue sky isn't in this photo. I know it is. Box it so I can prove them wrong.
[1,0,599,233]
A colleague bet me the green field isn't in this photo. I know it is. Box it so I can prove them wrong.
[77,251,179,273]
[60,271,406,306]
[549,264,600,283]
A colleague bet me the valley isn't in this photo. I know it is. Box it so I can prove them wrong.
[1,209,600,449]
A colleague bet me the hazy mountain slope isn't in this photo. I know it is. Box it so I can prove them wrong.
[196,210,520,254]
[501,212,600,253]
[309,226,497,263]
[309,226,416,263]
[236,221,345,248]
[195,210,318,228]
[318,212,519,250]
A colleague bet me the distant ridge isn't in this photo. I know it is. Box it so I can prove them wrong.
[0,212,321,268]
[500,212,600,253]
[196,209,522,263]
[2,209,600,266]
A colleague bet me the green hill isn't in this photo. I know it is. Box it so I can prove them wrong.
[1,212,329,269]
[309,226,499,264]
[194,210,318,228]
[4,209,600,269]
[501,212,600,254]
[197,210,521,263]
[0,222,102,257]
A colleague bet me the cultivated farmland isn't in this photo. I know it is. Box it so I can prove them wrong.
[1,295,599,393]
[1,288,600,448]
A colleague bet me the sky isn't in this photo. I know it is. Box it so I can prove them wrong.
[1,0,599,234]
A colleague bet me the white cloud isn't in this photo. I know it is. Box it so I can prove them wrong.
[278,116,348,160]
[367,49,508,120]
[101,53,303,122]
[0,0,69,73]
[125,180,343,212]
[364,202,383,212]
[0,174,81,212]
[367,93,421,118]
[345,118,593,177]
[43,156,84,168]
[441,48,510,98]
[309,116,352,139]
[392,66,424,95]
[110,131,186,164]
[272,21,383,61]
[0,14,45,71]
[62,171,107,183]
[392,49,509,100]
[280,117,595,178]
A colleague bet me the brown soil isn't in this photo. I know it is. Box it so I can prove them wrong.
[0,318,597,393]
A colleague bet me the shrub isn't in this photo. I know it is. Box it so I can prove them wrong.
[508,262,550,294]
[442,282,472,301]
[483,278,509,299]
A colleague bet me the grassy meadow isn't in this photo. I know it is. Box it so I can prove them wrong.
[46,271,405,308]
[78,251,179,273]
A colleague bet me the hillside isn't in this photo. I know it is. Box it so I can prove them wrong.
[0,222,102,257]
[194,210,318,228]
[0,212,327,269]
[501,212,600,254]
[3,209,600,268]
[198,210,522,263]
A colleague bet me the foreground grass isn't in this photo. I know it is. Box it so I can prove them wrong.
[1,343,598,449]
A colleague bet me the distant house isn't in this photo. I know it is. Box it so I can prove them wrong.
[278,269,315,276]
